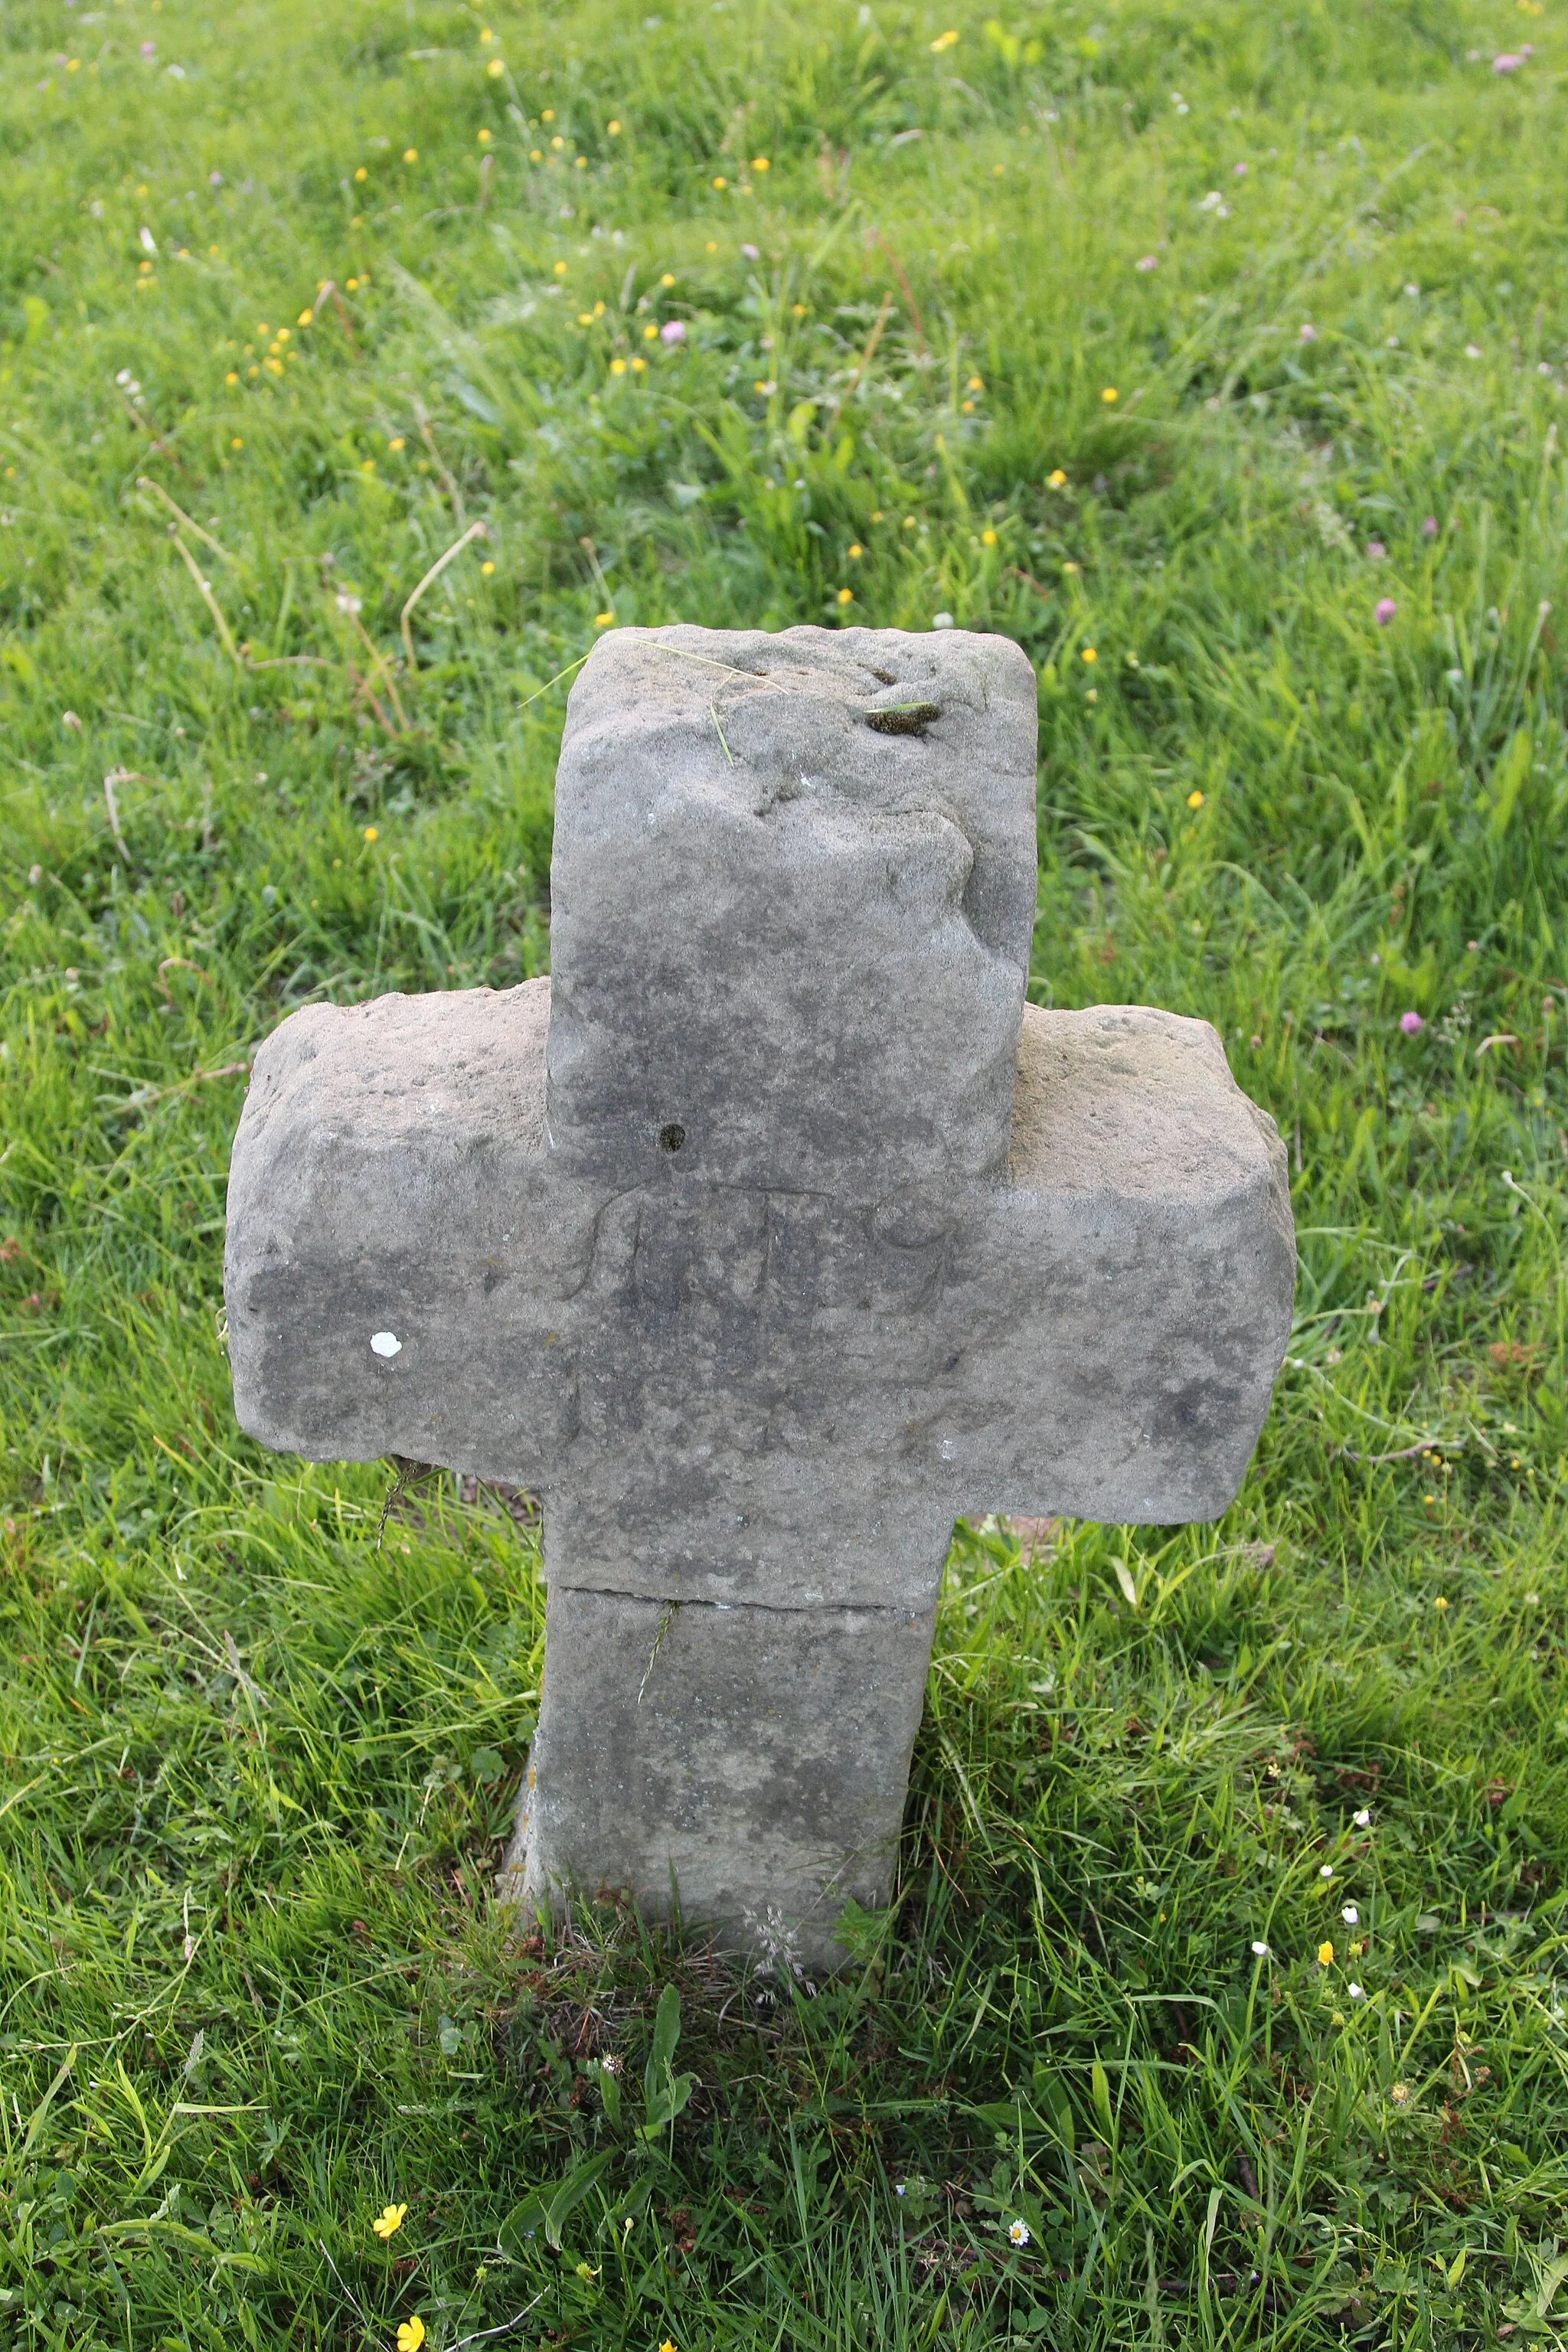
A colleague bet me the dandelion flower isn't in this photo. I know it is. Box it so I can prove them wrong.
[373,2203,407,2240]
[354,165,368,181]
[397,2324,426,2352]
[836,586,853,604]
[643,323,659,341]
[609,357,626,374]
[1187,789,1204,808]
[608,119,622,133]
[1047,469,1067,488]
[478,127,492,142]
[488,55,505,74]
[364,825,379,842]
[1008,2218,1031,2246]
[1101,386,1118,403]
[1341,1904,1359,1926]
[595,609,615,626]
[481,559,495,574]
[387,435,405,450]
[981,528,997,545]
[1318,1941,1334,1965]
[930,28,959,49]
[225,370,239,384]
[848,542,863,557]
[1081,646,1097,664]
[712,175,727,190]
[1250,1939,1269,1957]
[553,260,568,276]
[752,155,770,171]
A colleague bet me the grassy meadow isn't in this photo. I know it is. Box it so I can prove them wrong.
[2,0,1568,2339]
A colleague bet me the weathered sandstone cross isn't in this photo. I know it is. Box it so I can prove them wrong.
[224,625,1294,1968]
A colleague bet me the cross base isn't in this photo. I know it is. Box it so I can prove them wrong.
[501,1583,936,1974]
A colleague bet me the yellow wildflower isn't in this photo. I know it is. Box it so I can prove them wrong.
[981,528,997,545]
[481,559,495,575]
[397,2323,426,2352]
[712,175,727,189]
[1047,469,1067,487]
[930,28,959,48]
[1081,647,1097,664]
[364,826,379,842]
[752,155,770,171]
[1101,386,1119,402]
[595,609,615,626]
[403,147,418,162]
[488,57,505,74]
[836,587,853,604]
[608,118,622,133]
[609,357,627,375]
[373,2203,407,2239]
[1187,789,1204,808]
[848,542,863,558]
[1318,1941,1334,1966]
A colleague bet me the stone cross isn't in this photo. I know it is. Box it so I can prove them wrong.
[224,626,1294,1970]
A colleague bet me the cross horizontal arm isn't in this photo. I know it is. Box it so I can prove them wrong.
[225,982,1292,1611]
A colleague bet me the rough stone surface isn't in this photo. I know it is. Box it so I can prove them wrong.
[547,624,1040,1196]
[515,1586,936,1971]
[223,622,1296,1958]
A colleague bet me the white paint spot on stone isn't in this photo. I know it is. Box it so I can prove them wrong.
[370,1330,403,1357]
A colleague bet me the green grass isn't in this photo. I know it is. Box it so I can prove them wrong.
[2,0,1568,2339]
